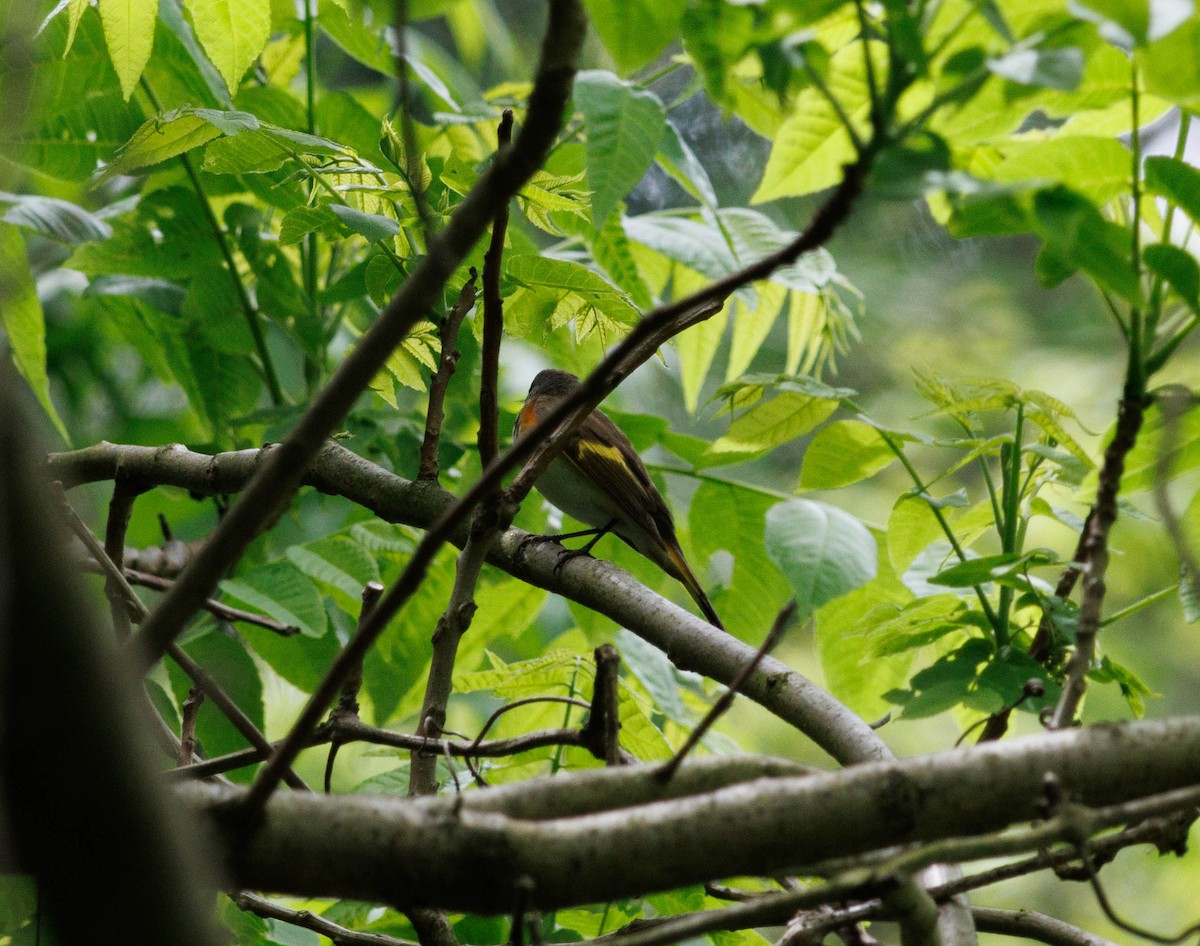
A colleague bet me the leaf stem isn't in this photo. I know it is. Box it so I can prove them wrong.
[139,79,284,407]
[879,430,1004,635]
[996,402,1024,647]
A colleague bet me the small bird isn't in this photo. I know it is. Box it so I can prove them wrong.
[514,368,723,629]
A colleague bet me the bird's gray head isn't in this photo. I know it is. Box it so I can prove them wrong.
[527,369,582,398]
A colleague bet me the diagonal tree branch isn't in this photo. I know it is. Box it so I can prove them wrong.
[126,0,589,676]
[184,718,1200,914]
[49,440,884,766]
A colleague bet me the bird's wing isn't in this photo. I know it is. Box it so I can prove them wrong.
[562,410,675,540]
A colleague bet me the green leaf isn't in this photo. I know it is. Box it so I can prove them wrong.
[1072,0,1193,46]
[709,391,839,455]
[581,0,683,73]
[279,204,342,245]
[1144,242,1200,311]
[800,419,897,490]
[690,481,794,640]
[574,71,667,227]
[987,45,1084,90]
[752,41,884,202]
[814,563,915,726]
[765,499,878,621]
[220,560,328,637]
[1032,187,1139,302]
[98,0,158,99]
[0,191,112,244]
[1088,654,1156,716]
[0,874,37,935]
[0,224,70,443]
[929,551,1043,587]
[1141,18,1200,109]
[1144,156,1200,227]
[287,536,381,613]
[990,136,1131,206]
[615,628,689,720]
[202,124,347,175]
[329,203,400,242]
[39,0,91,57]
[106,106,261,177]
[888,638,992,719]
[184,0,270,93]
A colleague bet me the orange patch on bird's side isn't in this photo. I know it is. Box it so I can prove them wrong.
[518,400,539,434]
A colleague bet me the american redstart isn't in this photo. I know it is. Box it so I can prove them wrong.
[514,368,723,629]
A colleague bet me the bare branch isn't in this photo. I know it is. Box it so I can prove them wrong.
[419,272,479,481]
[234,891,418,946]
[479,108,515,469]
[1049,381,1149,728]
[179,687,204,768]
[580,644,626,766]
[970,907,1118,946]
[182,718,1200,914]
[50,440,885,766]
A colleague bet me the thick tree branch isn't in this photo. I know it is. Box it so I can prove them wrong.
[185,718,1200,913]
[125,0,588,674]
[50,441,883,766]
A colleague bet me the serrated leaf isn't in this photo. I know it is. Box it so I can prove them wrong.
[752,41,884,202]
[765,499,877,621]
[800,419,896,490]
[574,71,667,226]
[98,0,158,99]
[0,224,70,443]
[220,560,328,637]
[709,391,839,455]
[185,0,271,93]
[286,536,380,611]
[279,204,342,245]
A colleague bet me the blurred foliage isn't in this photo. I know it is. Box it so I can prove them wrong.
[5,0,1200,940]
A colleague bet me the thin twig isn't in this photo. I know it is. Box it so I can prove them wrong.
[1048,381,1148,729]
[418,272,479,480]
[580,644,625,766]
[393,0,434,236]
[970,906,1118,946]
[658,601,796,781]
[80,561,299,635]
[53,487,309,791]
[479,108,515,469]
[179,687,204,768]
[234,891,418,946]
[325,581,385,793]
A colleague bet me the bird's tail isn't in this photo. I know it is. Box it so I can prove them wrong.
[662,539,724,630]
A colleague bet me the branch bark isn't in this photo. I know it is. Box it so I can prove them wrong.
[50,441,884,766]
[184,717,1200,913]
